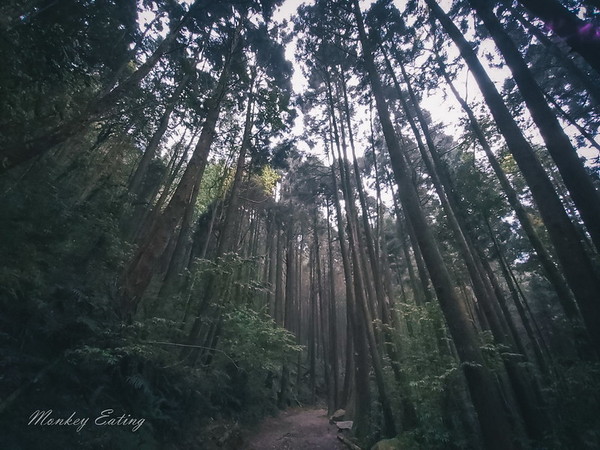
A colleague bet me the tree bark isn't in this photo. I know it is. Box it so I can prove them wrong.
[353,1,515,447]
[119,27,239,318]
[0,0,207,172]
[426,0,600,354]
[470,0,600,255]
[329,148,371,439]
[433,49,578,320]
[516,0,600,75]
[128,73,190,199]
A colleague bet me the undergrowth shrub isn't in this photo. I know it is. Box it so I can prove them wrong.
[0,154,300,449]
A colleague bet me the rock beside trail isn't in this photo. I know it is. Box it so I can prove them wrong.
[370,437,403,450]
[330,409,346,422]
[335,420,353,431]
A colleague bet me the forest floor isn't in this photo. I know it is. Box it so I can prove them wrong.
[242,407,346,449]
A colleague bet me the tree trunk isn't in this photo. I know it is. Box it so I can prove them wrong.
[0,0,207,172]
[391,185,434,305]
[470,0,600,255]
[433,49,578,320]
[309,246,317,404]
[128,73,190,199]
[328,75,397,437]
[275,226,285,327]
[119,30,239,318]
[426,0,600,354]
[387,54,547,434]
[516,0,600,74]
[485,217,550,376]
[279,212,297,409]
[353,1,515,447]
[326,204,340,409]
[313,217,331,409]
[329,150,371,439]
[340,73,418,429]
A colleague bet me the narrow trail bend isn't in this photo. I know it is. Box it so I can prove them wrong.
[243,408,346,450]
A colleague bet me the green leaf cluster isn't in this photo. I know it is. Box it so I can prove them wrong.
[221,305,302,372]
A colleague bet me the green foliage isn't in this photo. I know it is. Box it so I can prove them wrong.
[3,0,599,448]
[0,0,136,149]
[0,132,296,448]
[543,361,600,448]
[392,301,470,449]
[221,305,301,372]
[257,165,281,197]
[195,162,233,216]
[478,330,509,371]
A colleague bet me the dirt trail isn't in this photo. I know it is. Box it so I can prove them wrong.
[243,407,346,450]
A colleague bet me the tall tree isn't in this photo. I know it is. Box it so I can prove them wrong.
[468,0,600,255]
[515,0,600,75]
[425,0,600,353]
[431,36,578,324]
[120,31,240,318]
[351,0,515,447]
[0,0,208,171]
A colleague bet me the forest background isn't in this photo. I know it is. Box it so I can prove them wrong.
[0,0,599,449]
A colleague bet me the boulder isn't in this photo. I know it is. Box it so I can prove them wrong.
[335,420,353,431]
[329,409,346,422]
[370,437,403,450]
